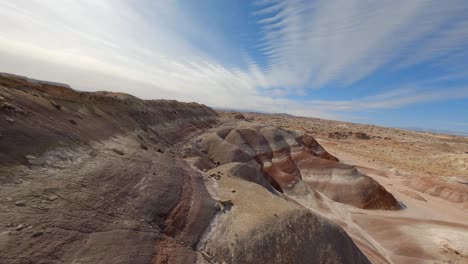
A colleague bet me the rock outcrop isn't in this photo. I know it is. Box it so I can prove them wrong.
[198,121,400,210]
[0,73,378,263]
[0,73,217,166]
[199,164,370,264]
[0,73,219,263]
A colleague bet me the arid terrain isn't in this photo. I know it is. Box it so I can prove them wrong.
[221,111,468,263]
[1,73,467,264]
[240,112,468,180]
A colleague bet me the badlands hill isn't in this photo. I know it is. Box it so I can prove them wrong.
[220,111,468,263]
[0,73,467,264]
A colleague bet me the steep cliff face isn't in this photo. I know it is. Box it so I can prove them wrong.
[0,74,376,264]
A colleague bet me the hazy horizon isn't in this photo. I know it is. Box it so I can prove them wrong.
[1,0,468,132]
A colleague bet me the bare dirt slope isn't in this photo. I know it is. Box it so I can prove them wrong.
[224,111,468,263]
[242,112,468,180]
[0,73,219,263]
[1,74,375,264]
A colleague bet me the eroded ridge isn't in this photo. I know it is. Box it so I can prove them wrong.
[0,74,374,264]
[198,121,400,210]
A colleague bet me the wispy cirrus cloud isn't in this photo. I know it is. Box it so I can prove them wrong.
[0,0,268,109]
[0,0,467,125]
[305,86,468,112]
[255,0,468,88]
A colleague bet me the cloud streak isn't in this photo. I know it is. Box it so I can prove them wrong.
[256,0,468,88]
[305,86,468,112]
[0,0,467,123]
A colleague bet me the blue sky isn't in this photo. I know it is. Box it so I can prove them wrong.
[0,0,468,132]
